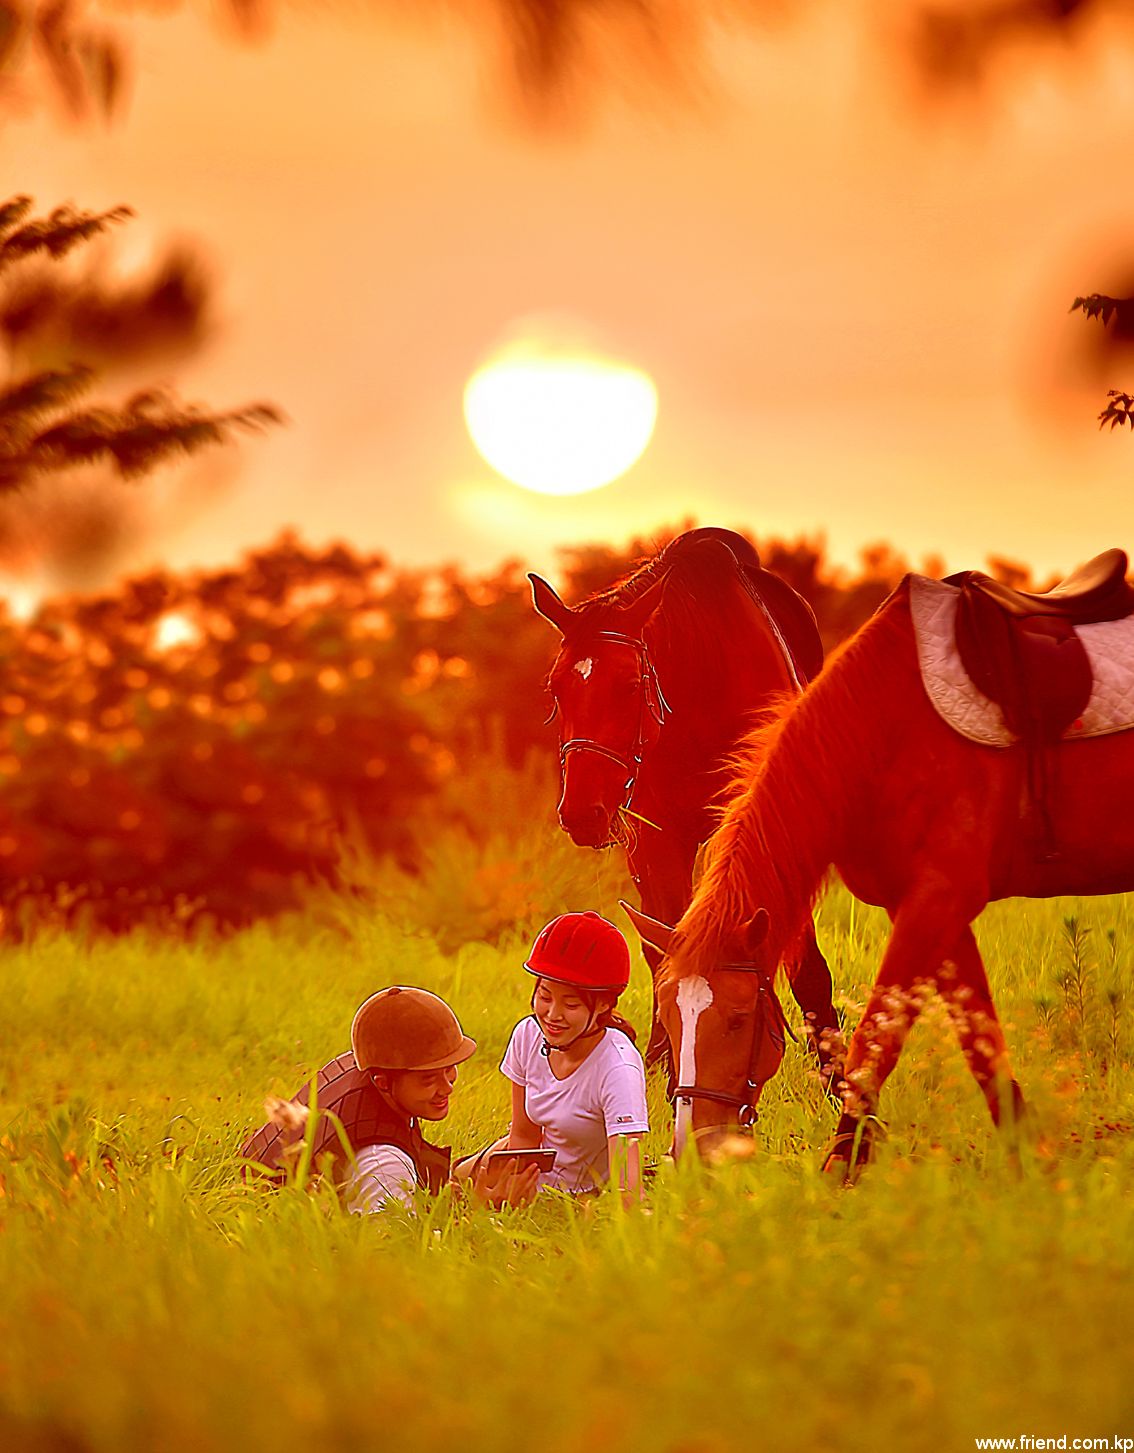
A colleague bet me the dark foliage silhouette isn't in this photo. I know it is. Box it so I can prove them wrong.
[0,525,1050,937]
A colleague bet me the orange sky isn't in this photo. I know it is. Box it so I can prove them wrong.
[11,2,1134,586]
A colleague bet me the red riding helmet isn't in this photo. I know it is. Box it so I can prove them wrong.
[524,911,631,994]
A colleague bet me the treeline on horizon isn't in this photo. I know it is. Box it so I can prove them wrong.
[0,524,1072,935]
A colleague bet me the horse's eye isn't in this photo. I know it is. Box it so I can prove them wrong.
[725,1013,747,1034]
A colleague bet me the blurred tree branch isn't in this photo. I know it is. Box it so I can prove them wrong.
[0,0,123,119]
[1070,293,1134,332]
[0,199,214,383]
[0,196,280,580]
[910,0,1113,96]
[1,0,1131,126]
[0,372,280,490]
[0,198,133,267]
[1097,390,1134,431]
[0,0,896,126]
[1071,293,1134,431]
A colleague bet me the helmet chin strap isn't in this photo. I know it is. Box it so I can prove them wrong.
[530,998,604,1058]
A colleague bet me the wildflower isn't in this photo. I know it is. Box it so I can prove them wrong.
[265,1096,308,1136]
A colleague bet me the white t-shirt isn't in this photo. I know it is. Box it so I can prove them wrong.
[500,1016,649,1194]
[344,1144,416,1213]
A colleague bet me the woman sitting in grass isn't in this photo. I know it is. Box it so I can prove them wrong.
[459,912,649,1199]
[242,985,538,1212]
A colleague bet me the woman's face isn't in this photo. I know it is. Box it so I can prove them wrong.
[532,979,608,1046]
[387,1065,458,1121]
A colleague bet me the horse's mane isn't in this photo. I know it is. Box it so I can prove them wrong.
[666,582,916,979]
[558,530,765,693]
[571,527,759,613]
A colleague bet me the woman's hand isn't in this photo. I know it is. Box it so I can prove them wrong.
[471,1155,540,1209]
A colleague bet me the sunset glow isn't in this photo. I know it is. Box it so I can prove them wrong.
[463,349,658,496]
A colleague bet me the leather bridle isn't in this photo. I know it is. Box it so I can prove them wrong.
[548,630,673,844]
[669,963,791,1129]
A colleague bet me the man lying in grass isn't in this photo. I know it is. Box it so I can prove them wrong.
[241,986,538,1211]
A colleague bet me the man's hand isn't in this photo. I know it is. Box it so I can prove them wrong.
[471,1155,540,1209]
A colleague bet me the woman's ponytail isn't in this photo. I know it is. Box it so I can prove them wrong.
[598,1007,638,1045]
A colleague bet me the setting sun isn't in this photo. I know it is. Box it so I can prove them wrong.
[463,336,658,496]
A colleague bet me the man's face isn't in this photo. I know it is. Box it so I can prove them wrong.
[386,1065,458,1121]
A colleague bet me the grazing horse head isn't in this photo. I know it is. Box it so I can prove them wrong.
[529,570,671,849]
[621,899,789,1159]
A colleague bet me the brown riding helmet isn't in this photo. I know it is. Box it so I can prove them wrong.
[350,986,477,1072]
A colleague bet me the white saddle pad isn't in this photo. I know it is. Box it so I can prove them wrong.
[908,574,1134,747]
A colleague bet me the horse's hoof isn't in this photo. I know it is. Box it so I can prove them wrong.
[819,1147,862,1187]
[822,1150,869,1186]
[821,1113,883,1184]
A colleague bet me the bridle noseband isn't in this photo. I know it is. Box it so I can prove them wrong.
[549,630,673,841]
[669,963,792,1129]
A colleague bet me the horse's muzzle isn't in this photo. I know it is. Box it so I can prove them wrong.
[559,803,612,849]
[671,1122,748,1163]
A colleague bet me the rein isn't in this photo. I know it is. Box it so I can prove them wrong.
[551,630,673,840]
[670,963,793,1128]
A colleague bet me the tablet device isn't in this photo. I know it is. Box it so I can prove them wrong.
[487,1148,557,1174]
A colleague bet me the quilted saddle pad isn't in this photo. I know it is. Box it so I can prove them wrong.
[908,574,1134,747]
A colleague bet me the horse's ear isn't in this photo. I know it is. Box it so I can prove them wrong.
[617,572,668,636]
[528,574,575,634]
[744,909,770,956]
[619,900,675,955]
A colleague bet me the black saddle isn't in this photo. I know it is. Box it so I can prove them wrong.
[945,549,1134,742]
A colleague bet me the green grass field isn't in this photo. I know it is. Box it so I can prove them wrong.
[3,841,1134,1453]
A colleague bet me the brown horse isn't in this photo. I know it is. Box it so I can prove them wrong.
[624,568,1134,1170]
[529,527,841,1078]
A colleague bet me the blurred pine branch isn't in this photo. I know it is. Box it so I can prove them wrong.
[0,195,280,525]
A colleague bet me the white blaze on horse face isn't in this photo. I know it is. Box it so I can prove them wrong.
[574,657,594,682]
[674,976,714,1158]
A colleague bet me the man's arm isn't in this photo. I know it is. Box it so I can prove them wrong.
[343,1144,416,1213]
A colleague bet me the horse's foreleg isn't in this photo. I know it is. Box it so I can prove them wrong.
[938,927,1025,1132]
[782,920,844,1092]
[824,883,976,1180]
[825,982,931,1181]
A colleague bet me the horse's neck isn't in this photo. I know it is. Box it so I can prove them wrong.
[635,596,793,834]
[649,600,782,746]
[633,663,738,833]
[692,594,913,961]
